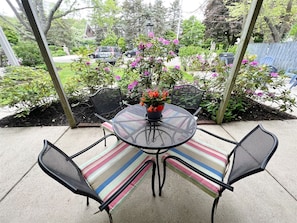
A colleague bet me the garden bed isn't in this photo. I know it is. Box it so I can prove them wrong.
[0,98,296,127]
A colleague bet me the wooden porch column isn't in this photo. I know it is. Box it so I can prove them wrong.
[216,0,264,124]
[21,0,77,128]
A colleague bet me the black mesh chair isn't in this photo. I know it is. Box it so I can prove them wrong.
[90,87,126,145]
[38,136,156,222]
[171,84,204,119]
[161,124,278,223]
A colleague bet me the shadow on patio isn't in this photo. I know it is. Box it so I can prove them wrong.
[1,119,296,223]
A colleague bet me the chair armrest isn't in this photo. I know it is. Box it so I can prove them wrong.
[196,127,237,145]
[70,133,117,159]
[94,113,112,123]
[289,74,297,83]
[122,100,132,107]
[192,107,202,117]
[164,155,234,191]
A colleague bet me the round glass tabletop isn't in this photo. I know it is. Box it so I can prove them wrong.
[112,103,197,150]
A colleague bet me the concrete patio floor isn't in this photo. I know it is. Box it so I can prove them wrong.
[1,119,297,223]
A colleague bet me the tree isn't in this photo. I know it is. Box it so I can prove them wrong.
[0,18,19,44]
[121,0,168,48]
[180,16,205,47]
[229,0,297,42]
[0,0,93,39]
[90,0,121,44]
[46,18,75,47]
[288,23,297,40]
[166,0,181,37]
[203,0,241,48]
[151,0,167,36]
[121,0,147,48]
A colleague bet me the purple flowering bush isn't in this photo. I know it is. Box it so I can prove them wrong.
[69,57,117,94]
[192,54,295,121]
[117,32,182,101]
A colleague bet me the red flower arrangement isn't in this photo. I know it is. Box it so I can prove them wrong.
[140,89,170,112]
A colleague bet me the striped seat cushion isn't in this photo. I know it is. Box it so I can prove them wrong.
[101,121,113,132]
[80,141,154,212]
[162,138,229,198]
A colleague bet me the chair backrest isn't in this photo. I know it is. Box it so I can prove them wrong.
[171,85,204,113]
[90,87,124,119]
[38,140,101,203]
[227,124,278,185]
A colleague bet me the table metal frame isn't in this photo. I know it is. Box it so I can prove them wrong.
[112,103,197,195]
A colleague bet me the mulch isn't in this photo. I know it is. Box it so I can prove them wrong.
[0,99,296,128]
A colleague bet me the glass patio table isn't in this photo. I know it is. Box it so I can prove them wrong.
[112,103,197,194]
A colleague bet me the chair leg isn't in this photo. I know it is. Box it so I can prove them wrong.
[103,128,107,147]
[108,212,113,223]
[211,197,220,223]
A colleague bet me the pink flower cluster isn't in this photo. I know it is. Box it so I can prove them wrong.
[128,80,138,90]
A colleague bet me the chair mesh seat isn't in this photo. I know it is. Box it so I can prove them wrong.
[162,139,229,198]
[80,141,154,212]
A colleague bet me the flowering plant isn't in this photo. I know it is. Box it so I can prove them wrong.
[70,57,116,94]
[140,88,170,112]
[190,53,295,121]
[117,32,182,102]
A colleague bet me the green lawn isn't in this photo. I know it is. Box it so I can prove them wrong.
[55,62,74,84]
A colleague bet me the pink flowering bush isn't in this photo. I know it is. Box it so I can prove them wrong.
[192,54,295,121]
[70,57,116,94]
[118,32,182,101]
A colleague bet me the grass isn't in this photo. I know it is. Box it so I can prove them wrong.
[55,62,74,84]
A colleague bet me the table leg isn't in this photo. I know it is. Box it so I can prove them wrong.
[141,148,168,196]
[156,152,162,196]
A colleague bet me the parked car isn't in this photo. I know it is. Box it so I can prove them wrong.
[88,46,122,65]
[124,48,139,57]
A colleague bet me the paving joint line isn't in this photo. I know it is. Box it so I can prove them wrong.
[0,127,70,203]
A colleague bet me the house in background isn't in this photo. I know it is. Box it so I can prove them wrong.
[84,24,96,39]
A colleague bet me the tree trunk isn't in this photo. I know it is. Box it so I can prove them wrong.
[263,0,293,42]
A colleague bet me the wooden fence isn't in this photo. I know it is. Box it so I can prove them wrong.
[246,41,297,71]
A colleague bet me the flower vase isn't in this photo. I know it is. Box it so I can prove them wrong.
[146,104,164,121]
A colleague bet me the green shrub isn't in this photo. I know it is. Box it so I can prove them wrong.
[52,49,67,57]
[193,54,296,122]
[179,45,204,57]
[69,57,117,94]
[179,46,208,71]
[13,41,44,67]
[0,66,56,117]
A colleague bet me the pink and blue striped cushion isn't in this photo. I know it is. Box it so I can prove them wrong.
[101,121,113,132]
[162,138,229,198]
[80,141,154,212]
